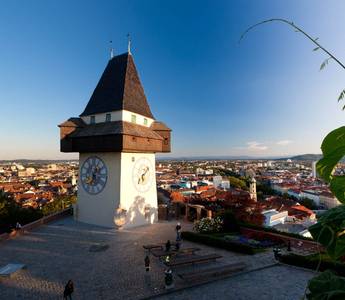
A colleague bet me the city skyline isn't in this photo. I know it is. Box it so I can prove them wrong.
[1,1,345,159]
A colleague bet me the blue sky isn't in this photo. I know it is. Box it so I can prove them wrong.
[1,0,345,159]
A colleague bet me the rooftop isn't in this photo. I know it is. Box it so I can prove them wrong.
[80,53,154,119]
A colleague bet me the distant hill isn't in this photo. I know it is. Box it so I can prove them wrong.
[289,154,323,161]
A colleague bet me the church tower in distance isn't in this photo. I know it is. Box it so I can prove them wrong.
[59,51,171,229]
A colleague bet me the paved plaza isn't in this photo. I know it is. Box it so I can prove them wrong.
[0,217,316,299]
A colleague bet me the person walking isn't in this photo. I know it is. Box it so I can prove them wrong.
[165,240,171,252]
[63,280,74,300]
[164,268,174,289]
[144,255,150,272]
[175,240,181,251]
[175,222,181,241]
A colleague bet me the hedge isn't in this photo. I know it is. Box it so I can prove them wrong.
[239,222,314,241]
[278,253,345,276]
[181,231,264,255]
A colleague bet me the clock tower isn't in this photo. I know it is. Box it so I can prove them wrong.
[59,50,171,229]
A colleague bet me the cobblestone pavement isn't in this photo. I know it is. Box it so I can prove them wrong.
[0,217,316,299]
[156,264,315,300]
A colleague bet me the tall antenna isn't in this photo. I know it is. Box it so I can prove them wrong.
[110,40,114,59]
[127,33,131,55]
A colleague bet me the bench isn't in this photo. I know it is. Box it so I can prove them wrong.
[143,244,163,251]
[178,262,246,281]
[151,247,200,258]
[179,247,200,255]
[143,242,179,252]
[166,253,222,267]
[0,263,26,278]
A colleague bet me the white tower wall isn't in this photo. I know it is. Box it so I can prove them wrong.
[76,152,158,229]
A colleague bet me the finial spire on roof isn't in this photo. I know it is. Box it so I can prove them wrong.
[110,40,114,59]
[127,33,131,55]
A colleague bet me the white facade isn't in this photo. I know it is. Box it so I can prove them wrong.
[263,209,288,226]
[26,167,36,175]
[221,180,230,190]
[249,177,257,201]
[71,173,77,186]
[77,152,158,229]
[81,110,154,127]
[312,161,317,178]
[213,176,223,188]
[196,167,204,175]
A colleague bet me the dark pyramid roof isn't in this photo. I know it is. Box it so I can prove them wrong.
[80,53,154,119]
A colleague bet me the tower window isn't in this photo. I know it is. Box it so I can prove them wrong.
[131,114,137,123]
[105,113,111,122]
[90,116,96,124]
[144,118,148,126]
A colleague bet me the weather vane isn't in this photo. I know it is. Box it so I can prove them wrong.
[109,40,114,59]
[127,33,131,54]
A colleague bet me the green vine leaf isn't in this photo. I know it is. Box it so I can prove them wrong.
[317,126,345,203]
[307,270,345,299]
[309,206,345,260]
[330,177,345,204]
[320,58,331,70]
[338,89,345,102]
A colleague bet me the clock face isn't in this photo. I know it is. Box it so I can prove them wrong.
[132,157,154,193]
[80,156,108,195]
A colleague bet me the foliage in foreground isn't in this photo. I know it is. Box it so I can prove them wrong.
[279,253,345,277]
[306,271,345,300]
[241,17,345,299]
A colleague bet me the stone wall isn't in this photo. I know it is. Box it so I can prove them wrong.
[0,208,72,243]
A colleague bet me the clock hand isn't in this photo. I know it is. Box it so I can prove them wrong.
[138,167,149,184]
[143,167,149,176]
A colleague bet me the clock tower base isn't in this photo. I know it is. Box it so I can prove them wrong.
[76,152,158,229]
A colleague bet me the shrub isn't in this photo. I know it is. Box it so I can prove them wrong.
[217,210,239,232]
[181,231,264,255]
[194,217,223,233]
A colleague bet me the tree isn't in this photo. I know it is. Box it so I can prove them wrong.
[241,18,345,299]
[298,197,317,210]
[256,182,276,196]
[41,195,76,216]
[0,192,42,233]
[228,176,247,190]
[223,192,264,226]
[170,191,185,203]
[217,210,239,232]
